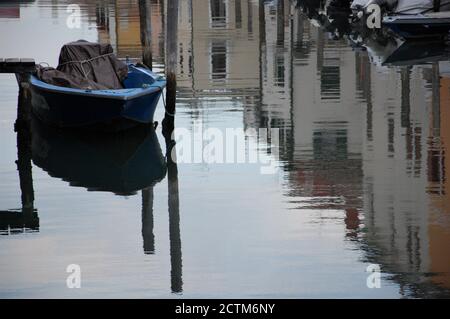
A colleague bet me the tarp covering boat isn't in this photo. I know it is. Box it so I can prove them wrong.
[36,40,128,90]
[395,0,433,14]
[351,0,440,13]
[351,0,398,11]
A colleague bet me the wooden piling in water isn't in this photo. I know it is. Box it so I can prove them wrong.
[139,0,153,70]
[163,0,182,293]
[163,0,179,139]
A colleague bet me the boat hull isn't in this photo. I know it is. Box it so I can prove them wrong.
[30,65,165,131]
[384,15,450,39]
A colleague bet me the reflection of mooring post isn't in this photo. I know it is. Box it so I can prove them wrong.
[142,187,155,254]
[259,0,266,45]
[165,139,182,293]
[434,0,441,12]
[432,63,441,136]
[163,0,179,139]
[400,67,411,129]
[277,0,285,45]
[15,73,38,229]
[139,0,153,70]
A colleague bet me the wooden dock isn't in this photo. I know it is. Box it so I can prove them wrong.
[0,58,36,74]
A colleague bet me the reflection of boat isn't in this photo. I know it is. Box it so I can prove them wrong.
[361,35,403,66]
[354,30,450,66]
[383,12,450,39]
[31,119,167,195]
[30,64,166,130]
[383,40,450,66]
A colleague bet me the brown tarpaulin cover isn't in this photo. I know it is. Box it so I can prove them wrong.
[37,40,128,90]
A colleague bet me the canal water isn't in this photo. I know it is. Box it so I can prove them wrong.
[1,0,450,298]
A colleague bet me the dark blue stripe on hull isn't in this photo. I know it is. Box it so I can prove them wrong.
[122,90,162,123]
[31,86,161,129]
[385,23,450,39]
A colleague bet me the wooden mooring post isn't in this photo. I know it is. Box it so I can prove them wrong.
[163,0,179,139]
[139,0,153,70]
[161,0,182,292]
[0,58,38,233]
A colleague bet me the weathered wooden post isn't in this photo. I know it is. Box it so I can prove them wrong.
[163,0,179,139]
[161,0,182,293]
[141,187,155,254]
[139,0,153,69]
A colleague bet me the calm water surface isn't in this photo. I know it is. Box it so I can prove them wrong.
[1,0,450,298]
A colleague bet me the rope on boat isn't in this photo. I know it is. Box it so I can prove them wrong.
[58,53,115,79]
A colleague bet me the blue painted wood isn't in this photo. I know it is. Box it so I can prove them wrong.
[383,13,450,39]
[29,64,166,130]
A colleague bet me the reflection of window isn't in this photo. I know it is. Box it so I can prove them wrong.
[210,0,227,28]
[321,55,340,100]
[275,54,285,86]
[235,0,242,29]
[313,129,347,160]
[320,66,340,99]
[210,40,227,81]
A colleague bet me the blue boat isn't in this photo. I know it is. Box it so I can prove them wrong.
[30,64,166,130]
[383,12,450,40]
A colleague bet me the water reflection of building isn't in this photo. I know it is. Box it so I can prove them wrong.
[426,65,450,292]
[258,5,450,296]
[360,62,432,295]
[0,3,21,19]
[182,0,261,95]
[94,0,164,61]
[288,9,364,237]
[259,0,292,125]
[51,0,450,296]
